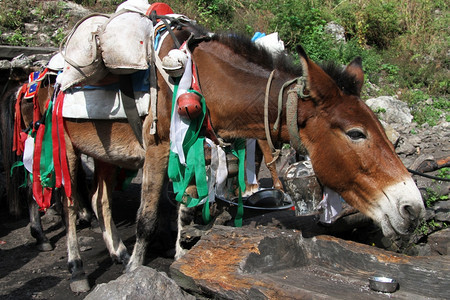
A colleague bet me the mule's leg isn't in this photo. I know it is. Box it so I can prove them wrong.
[76,160,94,225]
[28,185,53,251]
[257,139,283,190]
[127,142,170,272]
[64,139,90,293]
[91,159,130,265]
[174,204,196,260]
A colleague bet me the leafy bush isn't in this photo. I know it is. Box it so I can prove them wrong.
[333,0,402,49]
[0,0,447,117]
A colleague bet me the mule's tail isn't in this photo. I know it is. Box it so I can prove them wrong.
[0,84,27,216]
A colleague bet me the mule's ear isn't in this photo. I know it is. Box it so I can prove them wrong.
[296,45,309,86]
[296,45,340,102]
[344,57,364,96]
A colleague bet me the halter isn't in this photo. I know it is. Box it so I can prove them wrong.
[264,71,309,160]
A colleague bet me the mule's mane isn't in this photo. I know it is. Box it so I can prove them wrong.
[207,31,361,96]
[211,32,302,76]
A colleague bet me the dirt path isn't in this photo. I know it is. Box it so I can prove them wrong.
[0,182,175,300]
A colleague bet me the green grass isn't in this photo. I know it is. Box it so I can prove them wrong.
[0,0,448,125]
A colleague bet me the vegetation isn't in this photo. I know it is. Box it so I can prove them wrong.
[0,0,448,124]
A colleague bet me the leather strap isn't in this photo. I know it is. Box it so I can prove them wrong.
[119,74,143,147]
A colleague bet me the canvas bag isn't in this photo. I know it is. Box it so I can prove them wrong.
[60,14,109,91]
[99,0,153,74]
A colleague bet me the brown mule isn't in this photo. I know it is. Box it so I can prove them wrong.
[9,23,424,291]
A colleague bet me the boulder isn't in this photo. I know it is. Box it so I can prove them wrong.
[85,266,195,300]
[325,22,345,42]
[427,228,450,255]
[366,96,413,124]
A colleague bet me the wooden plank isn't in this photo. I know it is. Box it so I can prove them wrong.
[171,225,449,299]
[0,45,58,60]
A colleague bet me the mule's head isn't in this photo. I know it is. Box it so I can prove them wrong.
[295,46,425,237]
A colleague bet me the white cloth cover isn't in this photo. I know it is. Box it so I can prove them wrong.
[60,15,109,91]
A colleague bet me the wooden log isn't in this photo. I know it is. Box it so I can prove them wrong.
[0,45,58,60]
[171,225,449,299]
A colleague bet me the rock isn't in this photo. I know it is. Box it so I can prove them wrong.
[433,201,450,211]
[366,96,413,124]
[434,201,450,222]
[85,266,195,300]
[78,236,95,246]
[435,211,450,222]
[24,23,39,33]
[0,60,11,69]
[380,120,400,145]
[424,208,435,221]
[283,161,322,216]
[11,54,32,69]
[427,228,450,255]
[395,137,417,155]
[325,22,345,42]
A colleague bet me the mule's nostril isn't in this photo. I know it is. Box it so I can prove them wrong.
[401,205,417,221]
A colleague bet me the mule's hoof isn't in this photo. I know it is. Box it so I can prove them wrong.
[111,251,130,265]
[70,278,90,293]
[37,242,53,252]
[120,252,131,266]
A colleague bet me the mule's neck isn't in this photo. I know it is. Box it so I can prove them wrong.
[193,41,298,143]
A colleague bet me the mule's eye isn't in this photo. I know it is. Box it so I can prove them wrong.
[346,128,366,141]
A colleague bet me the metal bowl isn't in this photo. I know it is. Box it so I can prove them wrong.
[369,276,398,293]
[216,189,293,211]
[246,189,285,208]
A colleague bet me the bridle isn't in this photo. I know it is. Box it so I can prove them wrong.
[264,70,309,163]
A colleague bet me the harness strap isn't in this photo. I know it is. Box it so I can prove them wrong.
[149,34,159,135]
[119,74,144,147]
[263,70,280,161]
[265,73,308,156]
[286,77,309,153]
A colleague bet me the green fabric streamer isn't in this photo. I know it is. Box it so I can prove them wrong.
[168,87,210,219]
[10,161,27,188]
[230,138,246,227]
[39,101,55,189]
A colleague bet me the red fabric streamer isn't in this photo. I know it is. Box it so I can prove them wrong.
[52,91,72,199]
[13,84,27,155]
[32,121,51,210]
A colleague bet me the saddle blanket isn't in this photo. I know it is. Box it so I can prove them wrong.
[61,68,150,119]
[62,89,149,119]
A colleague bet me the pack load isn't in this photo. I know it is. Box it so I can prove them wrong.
[59,0,175,91]
[60,14,109,91]
[99,0,154,74]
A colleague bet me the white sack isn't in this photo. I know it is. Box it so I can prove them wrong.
[60,15,109,91]
[100,11,153,74]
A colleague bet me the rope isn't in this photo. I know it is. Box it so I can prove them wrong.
[408,168,450,182]
[264,70,278,156]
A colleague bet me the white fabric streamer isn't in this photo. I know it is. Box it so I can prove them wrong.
[23,136,34,173]
[169,51,192,165]
[245,139,258,185]
[319,186,343,223]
